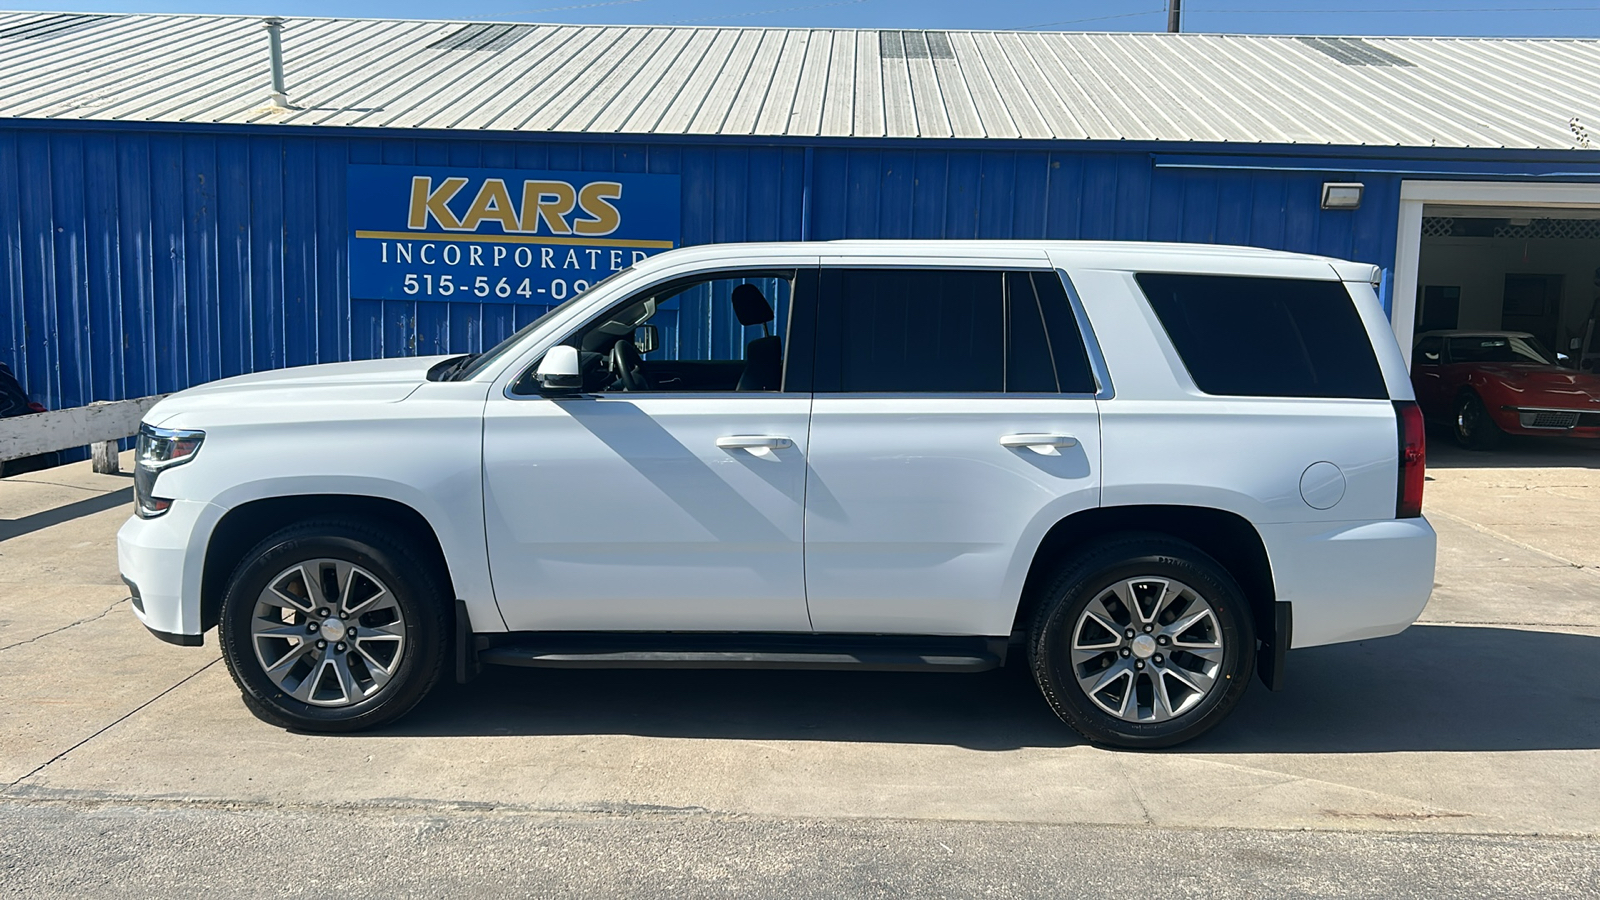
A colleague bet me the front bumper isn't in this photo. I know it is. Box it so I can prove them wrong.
[1495,406,1600,437]
[117,499,223,643]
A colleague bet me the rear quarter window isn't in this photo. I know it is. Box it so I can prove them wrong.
[1134,273,1388,400]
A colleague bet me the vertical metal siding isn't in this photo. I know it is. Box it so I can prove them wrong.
[2,124,1408,418]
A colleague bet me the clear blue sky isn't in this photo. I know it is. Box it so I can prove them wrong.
[10,0,1600,37]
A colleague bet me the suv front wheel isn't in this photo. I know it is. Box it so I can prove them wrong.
[1029,536,1255,748]
[218,520,448,732]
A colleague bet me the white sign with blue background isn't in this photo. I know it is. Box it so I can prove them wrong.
[348,165,680,303]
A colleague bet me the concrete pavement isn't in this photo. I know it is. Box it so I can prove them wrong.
[3,437,1599,894]
[6,801,1599,900]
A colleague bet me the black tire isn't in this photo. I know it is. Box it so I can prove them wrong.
[1029,535,1255,749]
[1453,391,1503,451]
[218,519,448,733]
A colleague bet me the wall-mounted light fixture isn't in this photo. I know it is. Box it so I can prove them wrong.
[1321,182,1364,210]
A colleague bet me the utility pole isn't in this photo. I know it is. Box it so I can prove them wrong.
[1167,0,1181,33]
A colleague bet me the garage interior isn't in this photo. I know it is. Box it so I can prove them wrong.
[1416,205,1600,369]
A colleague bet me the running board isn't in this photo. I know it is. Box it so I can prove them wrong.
[475,633,1008,673]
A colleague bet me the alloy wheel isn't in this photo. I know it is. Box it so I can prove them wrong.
[249,558,407,708]
[1068,577,1224,723]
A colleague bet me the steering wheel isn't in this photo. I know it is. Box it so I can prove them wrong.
[608,339,652,392]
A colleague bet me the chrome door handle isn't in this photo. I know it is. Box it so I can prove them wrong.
[999,433,1079,455]
[716,435,792,458]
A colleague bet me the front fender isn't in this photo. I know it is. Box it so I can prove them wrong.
[200,475,500,633]
[144,379,497,632]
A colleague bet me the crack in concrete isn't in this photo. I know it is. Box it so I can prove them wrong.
[1113,755,1155,826]
[1172,754,1475,824]
[1429,509,1598,577]
[0,478,120,494]
[2,792,1560,839]
[1321,808,1472,821]
[0,789,727,822]
[1420,619,1600,629]
[0,598,129,653]
[6,658,221,788]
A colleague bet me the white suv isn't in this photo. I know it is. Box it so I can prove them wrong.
[118,241,1435,748]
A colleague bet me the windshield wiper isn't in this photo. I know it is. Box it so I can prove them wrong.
[449,353,481,381]
[430,353,478,382]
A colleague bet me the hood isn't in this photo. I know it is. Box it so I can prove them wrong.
[144,356,455,426]
[182,356,452,392]
[1478,364,1600,402]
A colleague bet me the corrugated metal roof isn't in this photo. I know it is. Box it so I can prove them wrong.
[2,10,1598,149]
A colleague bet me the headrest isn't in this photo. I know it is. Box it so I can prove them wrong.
[731,284,774,327]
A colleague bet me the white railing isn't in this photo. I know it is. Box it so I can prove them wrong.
[0,396,167,474]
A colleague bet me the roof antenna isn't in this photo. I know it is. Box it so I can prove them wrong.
[263,17,290,109]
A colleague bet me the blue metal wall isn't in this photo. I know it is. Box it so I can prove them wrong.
[0,120,1537,413]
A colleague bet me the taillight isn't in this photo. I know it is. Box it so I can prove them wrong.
[1395,400,1425,518]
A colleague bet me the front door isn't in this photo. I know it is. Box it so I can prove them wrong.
[802,263,1103,637]
[483,268,816,632]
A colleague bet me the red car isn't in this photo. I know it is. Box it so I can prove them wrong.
[1411,330,1600,449]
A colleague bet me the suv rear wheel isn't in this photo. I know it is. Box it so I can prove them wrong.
[1029,536,1254,748]
[218,520,448,732]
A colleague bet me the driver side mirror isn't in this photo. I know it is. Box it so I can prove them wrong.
[535,345,583,395]
[634,324,659,355]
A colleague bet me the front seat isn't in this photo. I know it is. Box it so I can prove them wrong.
[732,284,782,391]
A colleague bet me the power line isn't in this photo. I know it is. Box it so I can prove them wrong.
[480,0,873,24]
[669,0,872,23]
[493,0,650,13]
[1018,10,1167,29]
[1017,4,1598,30]
[1203,6,1600,11]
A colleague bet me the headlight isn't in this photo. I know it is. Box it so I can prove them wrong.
[134,424,205,518]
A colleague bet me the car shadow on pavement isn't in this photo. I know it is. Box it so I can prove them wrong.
[0,487,133,541]
[394,656,1079,751]
[1190,624,1600,754]
[372,624,1600,753]
[1425,429,1600,469]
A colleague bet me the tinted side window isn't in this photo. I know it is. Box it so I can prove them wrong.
[829,269,1005,392]
[1135,274,1388,400]
[1005,272,1058,393]
[817,269,1101,394]
[1021,271,1099,394]
[1414,336,1444,365]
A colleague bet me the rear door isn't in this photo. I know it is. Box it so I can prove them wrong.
[802,259,1104,636]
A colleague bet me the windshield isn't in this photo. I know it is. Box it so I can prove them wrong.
[1448,334,1556,366]
[450,267,634,381]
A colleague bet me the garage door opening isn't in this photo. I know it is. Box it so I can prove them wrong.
[1392,181,1600,366]
[1393,181,1600,460]
[1415,208,1600,369]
